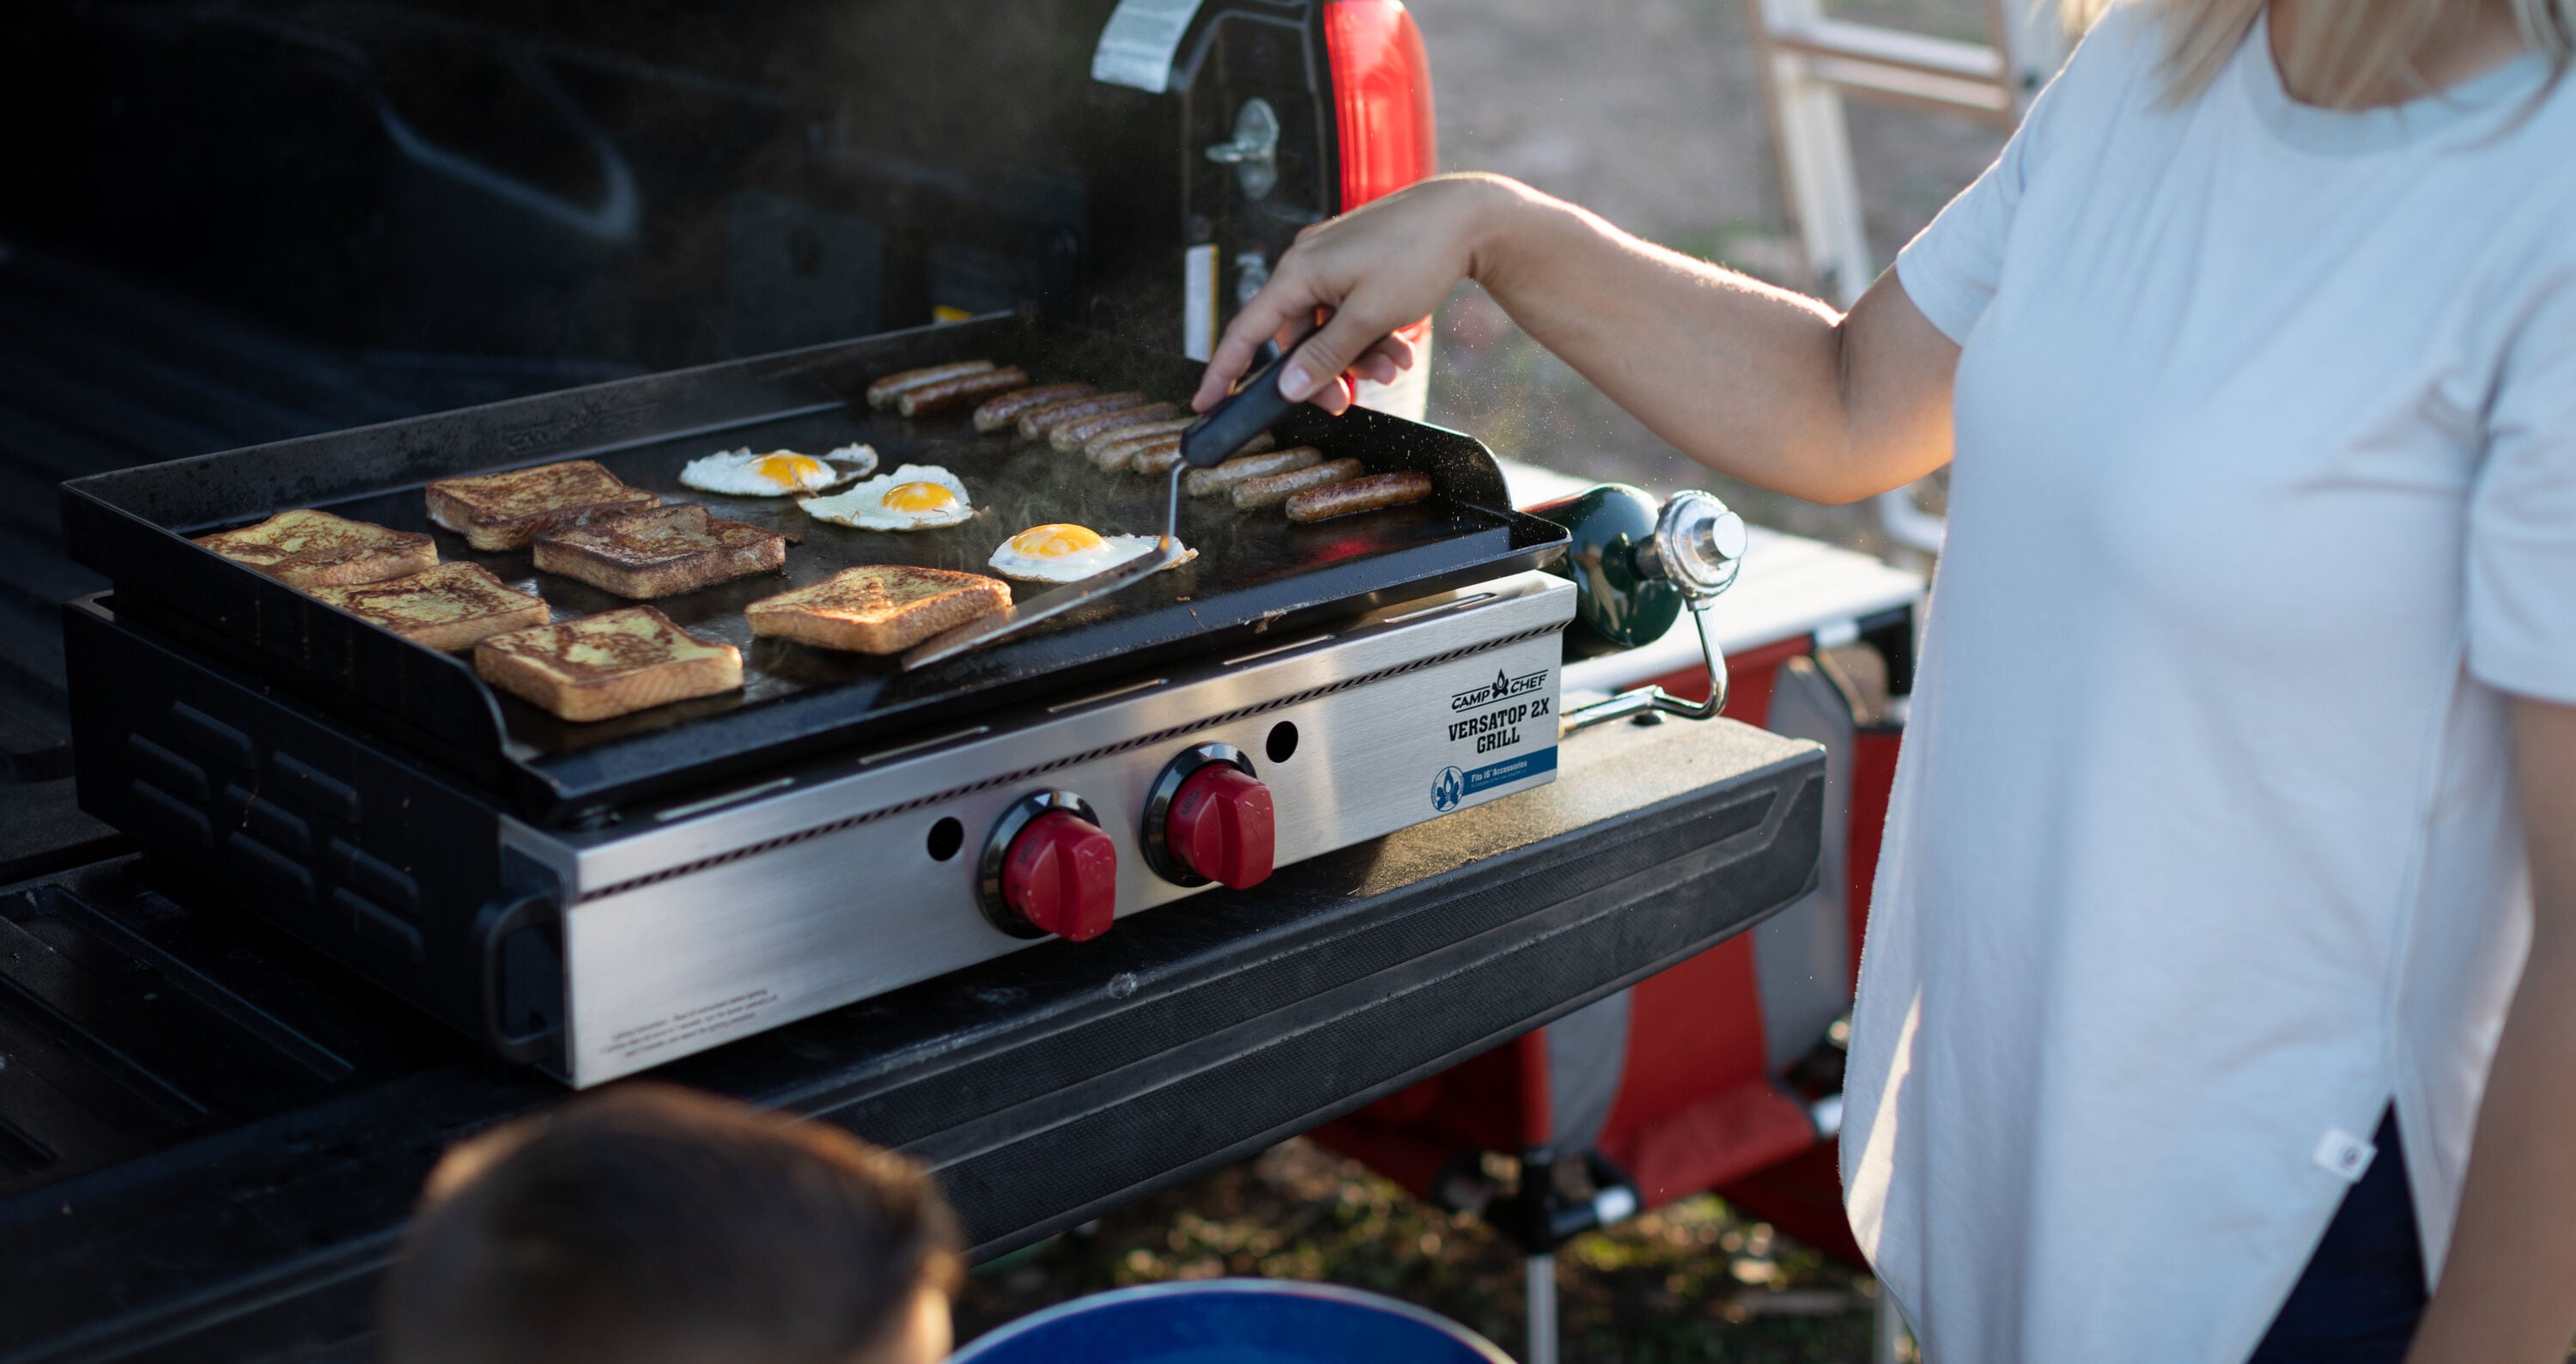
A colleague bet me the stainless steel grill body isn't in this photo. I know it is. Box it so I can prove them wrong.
[506,572,1574,1084]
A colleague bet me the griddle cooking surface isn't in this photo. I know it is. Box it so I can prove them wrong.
[319,405,1515,759]
[63,315,1564,819]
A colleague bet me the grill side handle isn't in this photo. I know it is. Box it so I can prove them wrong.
[476,886,566,1071]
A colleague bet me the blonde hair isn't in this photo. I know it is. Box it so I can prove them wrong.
[2065,0,2574,107]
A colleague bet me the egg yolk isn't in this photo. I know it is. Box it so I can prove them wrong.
[754,454,824,486]
[1009,524,1106,558]
[881,481,959,512]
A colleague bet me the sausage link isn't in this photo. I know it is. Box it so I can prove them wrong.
[1124,438,1186,475]
[897,367,1029,417]
[973,383,1093,432]
[1183,447,1322,497]
[1284,470,1435,522]
[1017,392,1145,439]
[1231,458,1364,509]
[1051,402,1181,452]
[1128,431,1272,476]
[1084,417,1196,467]
[866,360,996,409]
[1091,433,1169,472]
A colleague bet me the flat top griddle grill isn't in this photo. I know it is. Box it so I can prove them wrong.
[64,314,1567,822]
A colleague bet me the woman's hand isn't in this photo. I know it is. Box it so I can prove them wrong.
[1192,174,1524,417]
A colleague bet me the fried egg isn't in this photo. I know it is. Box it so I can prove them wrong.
[800,464,975,531]
[681,448,851,496]
[823,443,879,477]
[987,523,1191,583]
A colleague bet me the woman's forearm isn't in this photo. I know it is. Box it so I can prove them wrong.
[1194,174,1961,505]
[1473,184,1958,503]
[2407,698,2576,1364]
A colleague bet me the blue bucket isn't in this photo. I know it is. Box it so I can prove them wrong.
[951,1279,1516,1364]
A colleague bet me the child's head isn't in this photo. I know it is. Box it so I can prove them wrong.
[380,1083,959,1364]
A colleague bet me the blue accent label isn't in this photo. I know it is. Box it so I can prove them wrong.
[1431,766,1464,811]
[1431,747,1558,811]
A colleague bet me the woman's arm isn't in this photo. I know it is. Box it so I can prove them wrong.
[1192,173,1962,505]
[2406,696,2576,1364]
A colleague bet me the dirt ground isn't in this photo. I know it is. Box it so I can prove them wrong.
[954,1138,1889,1362]
[958,3,2006,1357]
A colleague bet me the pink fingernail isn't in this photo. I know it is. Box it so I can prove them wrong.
[1279,362,1316,401]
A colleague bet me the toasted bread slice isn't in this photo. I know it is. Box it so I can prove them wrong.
[532,505,786,599]
[426,460,659,551]
[308,563,550,652]
[745,565,1012,655]
[195,508,438,588]
[474,606,742,722]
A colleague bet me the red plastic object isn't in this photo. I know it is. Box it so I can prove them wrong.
[1324,0,1437,211]
[1001,811,1118,941]
[1312,632,1911,1274]
[1167,765,1276,889]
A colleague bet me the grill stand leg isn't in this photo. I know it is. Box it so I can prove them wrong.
[1525,1252,1558,1364]
[1873,1283,1906,1364]
[1464,1149,1638,1364]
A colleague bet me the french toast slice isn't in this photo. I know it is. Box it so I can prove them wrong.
[745,565,1012,655]
[425,460,658,551]
[532,504,786,599]
[194,508,438,588]
[308,563,549,652]
[473,606,742,722]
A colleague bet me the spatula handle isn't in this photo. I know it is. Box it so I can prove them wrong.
[1179,319,1321,468]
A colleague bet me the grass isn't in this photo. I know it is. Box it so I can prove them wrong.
[953,1138,1887,1362]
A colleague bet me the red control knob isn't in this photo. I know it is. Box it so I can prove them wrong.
[1000,810,1118,941]
[1166,764,1276,889]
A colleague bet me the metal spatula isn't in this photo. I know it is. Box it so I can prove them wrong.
[899,329,1314,671]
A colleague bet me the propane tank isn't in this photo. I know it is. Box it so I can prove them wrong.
[1526,484,1745,658]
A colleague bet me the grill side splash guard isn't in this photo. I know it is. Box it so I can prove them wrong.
[0,717,1820,1363]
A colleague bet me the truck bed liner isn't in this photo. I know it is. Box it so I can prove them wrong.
[0,247,624,883]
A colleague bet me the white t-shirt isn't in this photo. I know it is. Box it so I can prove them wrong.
[1839,6,2576,1360]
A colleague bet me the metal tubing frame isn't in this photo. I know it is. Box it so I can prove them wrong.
[1558,601,1731,737]
[1526,1253,1560,1364]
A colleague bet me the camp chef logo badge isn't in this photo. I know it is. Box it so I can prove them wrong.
[1431,766,1466,813]
[1450,667,1548,712]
